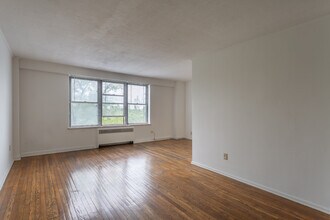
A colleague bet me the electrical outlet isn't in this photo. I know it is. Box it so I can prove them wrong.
[224,153,228,160]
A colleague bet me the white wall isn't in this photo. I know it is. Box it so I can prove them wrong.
[192,15,330,214]
[185,81,192,139]
[173,81,186,139]
[0,29,13,189]
[19,59,178,156]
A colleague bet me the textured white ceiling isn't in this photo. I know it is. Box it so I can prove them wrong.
[1,0,330,80]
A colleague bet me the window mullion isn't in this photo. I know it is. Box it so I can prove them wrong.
[98,80,102,126]
[125,83,128,125]
[146,85,149,123]
[124,83,128,125]
[69,77,72,127]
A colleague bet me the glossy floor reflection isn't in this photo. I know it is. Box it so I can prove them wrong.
[0,139,328,219]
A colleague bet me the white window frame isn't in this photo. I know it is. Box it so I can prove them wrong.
[127,83,149,125]
[69,76,149,128]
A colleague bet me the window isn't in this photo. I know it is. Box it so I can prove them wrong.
[128,84,148,124]
[70,77,149,127]
[70,78,99,127]
[102,82,125,125]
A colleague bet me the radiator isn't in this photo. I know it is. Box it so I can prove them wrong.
[98,127,134,147]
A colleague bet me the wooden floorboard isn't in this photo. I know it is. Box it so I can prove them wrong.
[0,139,329,219]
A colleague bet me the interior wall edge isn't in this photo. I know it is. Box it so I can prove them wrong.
[0,27,13,191]
[12,56,20,160]
[0,27,12,56]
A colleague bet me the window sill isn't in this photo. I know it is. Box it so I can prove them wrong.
[68,123,151,130]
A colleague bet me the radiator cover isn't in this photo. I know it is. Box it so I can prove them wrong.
[98,127,134,147]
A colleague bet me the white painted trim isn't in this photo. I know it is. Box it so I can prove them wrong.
[0,27,13,56]
[14,157,21,161]
[173,137,186,140]
[20,138,174,157]
[134,136,173,144]
[0,160,14,191]
[21,145,97,157]
[191,161,330,215]
[68,123,151,130]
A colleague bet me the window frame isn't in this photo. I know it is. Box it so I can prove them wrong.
[69,76,150,128]
[69,77,100,127]
[101,80,126,126]
[127,83,149,125]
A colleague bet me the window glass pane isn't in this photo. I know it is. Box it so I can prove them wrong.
[71,78,98,102]
[102,82,124,95]
[103,104,124,116]
[128,104,147,124]
[128,85,146,104]
[102,95,124,103]
[71,103,98,126]
[102,117,124,125]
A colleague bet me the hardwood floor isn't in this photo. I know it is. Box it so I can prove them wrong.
[0,139,328,220]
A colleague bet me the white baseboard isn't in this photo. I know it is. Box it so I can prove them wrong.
[20,137,176,157]
[134,136,173,144]
[21,145,97,157]
[173,136,186,140]
[191,161,330,215]
[0,160,14,191]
